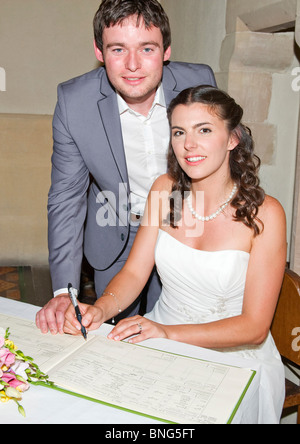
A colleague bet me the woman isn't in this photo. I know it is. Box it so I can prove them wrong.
[65,85,286,422]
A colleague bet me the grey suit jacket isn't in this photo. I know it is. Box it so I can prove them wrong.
[48,62,216,292]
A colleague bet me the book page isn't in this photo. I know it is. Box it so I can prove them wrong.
[47,335,254,424]
[0,314,93,372]
[0,313,255,424]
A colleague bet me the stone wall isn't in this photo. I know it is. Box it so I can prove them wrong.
[290,0,300,273]
[1,0,300,268]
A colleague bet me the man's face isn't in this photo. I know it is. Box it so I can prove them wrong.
[95,16,171,113]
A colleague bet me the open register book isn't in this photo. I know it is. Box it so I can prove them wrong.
[0,313,255,424]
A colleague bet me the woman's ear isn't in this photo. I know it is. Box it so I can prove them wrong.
[228,129,240,152]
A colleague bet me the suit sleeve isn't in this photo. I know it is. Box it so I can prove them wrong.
[206,65,217,87]
[48,84,90,294]
[166,61,217,91]
[193,63,217,88]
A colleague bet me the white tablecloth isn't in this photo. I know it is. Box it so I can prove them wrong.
[0,297,261,424]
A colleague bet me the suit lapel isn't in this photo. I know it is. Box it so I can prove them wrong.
[97,74,129,188]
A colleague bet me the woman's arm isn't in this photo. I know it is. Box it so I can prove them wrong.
[109,196,287,348]
[63,175,171,335]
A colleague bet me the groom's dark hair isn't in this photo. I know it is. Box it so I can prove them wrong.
[94,0,171,52]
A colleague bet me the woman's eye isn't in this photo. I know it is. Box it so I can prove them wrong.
[200,128,211,134]
[173,131,184,137]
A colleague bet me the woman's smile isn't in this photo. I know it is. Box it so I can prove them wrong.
[185,155,207,166]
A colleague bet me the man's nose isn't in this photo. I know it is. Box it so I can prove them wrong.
[125,51,141,71]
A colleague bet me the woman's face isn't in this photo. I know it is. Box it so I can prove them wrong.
[170,103,238,183]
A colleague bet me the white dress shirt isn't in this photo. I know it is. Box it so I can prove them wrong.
[54,86,169,297]
[117,84,170,216]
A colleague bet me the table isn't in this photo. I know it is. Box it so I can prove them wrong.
[0,297,260,424]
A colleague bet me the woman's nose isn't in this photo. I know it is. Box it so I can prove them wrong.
[184,133,197,150]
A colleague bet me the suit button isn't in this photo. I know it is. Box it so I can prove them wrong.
[121,233,125,241]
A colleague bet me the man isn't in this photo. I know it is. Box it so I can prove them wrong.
[36,0,216,335]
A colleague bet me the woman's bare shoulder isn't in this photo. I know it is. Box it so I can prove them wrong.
[259,195,286,223]
[150,174,174,192]
[255,195,286,247]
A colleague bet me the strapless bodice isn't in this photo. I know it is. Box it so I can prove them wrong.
[147,229,250,325]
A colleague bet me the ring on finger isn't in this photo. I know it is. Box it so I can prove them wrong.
[137,322,143,333]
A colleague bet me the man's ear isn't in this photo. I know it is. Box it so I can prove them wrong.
[94,40,104,63]
[163,46,172,62]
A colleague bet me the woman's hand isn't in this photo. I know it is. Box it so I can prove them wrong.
[107,315,168,344]
[64,302,105,335]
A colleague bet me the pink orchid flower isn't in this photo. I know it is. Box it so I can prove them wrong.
[1,372,29,391]
[0,349,15,368]
[1,372,21,387]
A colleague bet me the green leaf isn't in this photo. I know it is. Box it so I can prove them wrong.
[18,404,26,417]
[4,328,10,340]
[15,375,27,383]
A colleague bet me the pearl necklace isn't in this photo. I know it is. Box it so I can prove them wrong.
[187,184,238,222]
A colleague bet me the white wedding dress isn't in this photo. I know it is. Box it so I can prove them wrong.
[145,229,285,424]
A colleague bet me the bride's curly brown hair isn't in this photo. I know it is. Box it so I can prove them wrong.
[167,85,265,235]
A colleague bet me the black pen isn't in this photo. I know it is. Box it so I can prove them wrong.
[68,283,87,340]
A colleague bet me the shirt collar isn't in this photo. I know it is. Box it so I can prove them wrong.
[117,83,166,116]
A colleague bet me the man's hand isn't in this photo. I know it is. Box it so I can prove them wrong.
[35,295,70,335]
